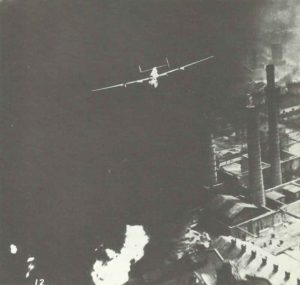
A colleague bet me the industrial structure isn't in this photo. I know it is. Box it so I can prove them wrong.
[124,61,300,285]
[196,65,300,242]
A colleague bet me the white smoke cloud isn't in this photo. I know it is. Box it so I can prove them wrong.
[91,225,149,285]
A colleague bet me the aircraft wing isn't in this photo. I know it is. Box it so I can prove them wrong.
[158,55,215,77]
[126,77,151,85]
[91,77,151,92]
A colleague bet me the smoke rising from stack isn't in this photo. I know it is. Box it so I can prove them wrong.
[256,0,300,83]
[271,44,283,63]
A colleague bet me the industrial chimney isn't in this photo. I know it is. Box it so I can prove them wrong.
[265,64,282,187]
[246,104,265,207]
[202,126,218,188]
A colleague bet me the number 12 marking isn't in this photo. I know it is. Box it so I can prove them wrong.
[34,279,45,285]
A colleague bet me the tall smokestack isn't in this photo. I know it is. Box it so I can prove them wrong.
[202,128,218,188]
[265,64,282,186]
[246,105,265,207]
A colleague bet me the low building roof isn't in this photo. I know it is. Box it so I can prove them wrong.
[266,191,285,201]
[221,162,242,175]
[282,184,300,194]
[208,195,257,221]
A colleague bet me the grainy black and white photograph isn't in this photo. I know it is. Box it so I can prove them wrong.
[1,0,300,284]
